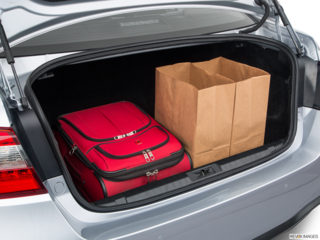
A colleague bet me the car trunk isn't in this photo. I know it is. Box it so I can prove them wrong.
[28,38,295,208]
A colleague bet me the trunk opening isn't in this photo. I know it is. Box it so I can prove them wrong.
[26,36,297,211]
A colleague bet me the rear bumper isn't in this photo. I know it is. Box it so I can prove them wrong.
[41,107,320,240]
[0,194,82,240]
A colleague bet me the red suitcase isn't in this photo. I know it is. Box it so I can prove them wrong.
[54,101,192,202]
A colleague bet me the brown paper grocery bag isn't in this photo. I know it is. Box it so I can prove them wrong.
[193,57,270,156]
[155,63,236,168]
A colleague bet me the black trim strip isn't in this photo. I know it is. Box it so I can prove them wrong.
[95,126,170,159]
[57,102,151,142]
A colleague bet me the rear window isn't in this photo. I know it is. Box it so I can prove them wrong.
[8,8,255,57]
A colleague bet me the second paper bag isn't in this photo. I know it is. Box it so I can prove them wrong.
[155,63,236,168]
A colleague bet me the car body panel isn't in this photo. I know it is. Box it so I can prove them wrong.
[43,107,320,239]
[0,194,82,240]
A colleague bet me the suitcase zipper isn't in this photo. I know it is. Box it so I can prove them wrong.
[142,151,150,162]
[114,130,137,139]
[146,169,158,183]
[58,103,151,142]
[92,149,184,181]
[69,144,78,155]
[146,149,155,161]
[94,126,169,159]
[142,149,154,162]
[58,126,185,181]
[58,127,128,173]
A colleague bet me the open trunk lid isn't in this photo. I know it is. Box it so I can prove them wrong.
[0,0,306,56]
[0,0,267,49]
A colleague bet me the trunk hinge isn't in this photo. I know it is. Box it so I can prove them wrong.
[271,0,305,56]
[240,0,270,34]
[0,19,28,110]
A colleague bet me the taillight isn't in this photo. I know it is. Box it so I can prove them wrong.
[0,127,47,199]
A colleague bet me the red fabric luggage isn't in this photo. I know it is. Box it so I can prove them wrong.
[54,101,192,202]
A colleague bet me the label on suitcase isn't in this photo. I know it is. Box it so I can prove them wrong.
[56,101,192,200]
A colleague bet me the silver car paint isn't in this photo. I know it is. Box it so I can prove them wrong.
[0,1,320,239]
[0,194,83,240]
[42,107,320,240]
[0,0,261,45]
